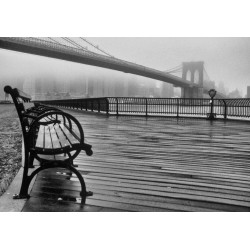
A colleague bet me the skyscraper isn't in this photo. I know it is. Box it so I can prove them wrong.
[247,86,250,98]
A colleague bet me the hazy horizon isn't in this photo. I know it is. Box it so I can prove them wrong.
[1,37,250,96]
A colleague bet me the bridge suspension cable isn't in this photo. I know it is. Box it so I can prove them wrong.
[44,37,87,51]
[62,37,82,49]
[48,37,63,45]
[53,37,79,49]
[79,37,115,58]
[46,37,115,58]
[62,37,89,51]
[164,64,182,74]
[167,68,182,74]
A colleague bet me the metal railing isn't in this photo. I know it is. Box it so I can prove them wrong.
[37,98,109,114]
[36,97,250,120]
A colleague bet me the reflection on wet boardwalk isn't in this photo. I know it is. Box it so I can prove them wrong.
[23,110,250,211]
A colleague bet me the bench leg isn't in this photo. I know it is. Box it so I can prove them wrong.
[13,178,31,199]
[68,164,93,204]
[28,152,35,168]
[13,157,93,204]
[13,151,31,199]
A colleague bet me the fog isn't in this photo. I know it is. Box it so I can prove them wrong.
[0,47,166,100]
[1,37,250,99]
[88,37,250,95]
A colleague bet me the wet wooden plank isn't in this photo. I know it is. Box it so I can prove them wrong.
[25,111,250,212]
[31,176,250,212]
[22,196,125,212]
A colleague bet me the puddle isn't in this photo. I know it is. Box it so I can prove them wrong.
[57,196,85,204]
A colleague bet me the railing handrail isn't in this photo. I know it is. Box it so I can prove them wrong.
[35,97,250,120]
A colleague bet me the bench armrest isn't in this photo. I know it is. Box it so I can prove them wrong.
[23,113,37,119]
[28,110,67,132]
[81,143,93,156]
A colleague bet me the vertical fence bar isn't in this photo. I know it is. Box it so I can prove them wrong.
[177,99,179,118]
[145,98,148,117]
[106,98,109,115]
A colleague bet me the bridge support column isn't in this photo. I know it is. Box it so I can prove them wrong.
[85,78,89,97]
[181,86,203,98]
[181,87,192,98]
[197,87,203,98]
[182,61,204,98]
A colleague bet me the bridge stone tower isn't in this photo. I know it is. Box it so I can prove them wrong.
[181,61,204,98]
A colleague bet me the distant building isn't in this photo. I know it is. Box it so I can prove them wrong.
[23,76,36,99]
[247,86,250,98]
[204,80,216,90]
[228,89,242,98]
[161,82,174,98]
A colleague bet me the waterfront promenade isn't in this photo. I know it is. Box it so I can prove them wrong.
[20,109,250,212]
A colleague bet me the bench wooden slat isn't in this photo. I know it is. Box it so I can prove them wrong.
[35,125,45,148]
[53,124,71,148]
[59,124,79,145]
[44,126,53,149]
[49,125,61,149]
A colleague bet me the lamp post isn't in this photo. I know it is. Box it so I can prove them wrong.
[208,89,217,120]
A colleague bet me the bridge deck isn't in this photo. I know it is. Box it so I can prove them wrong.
[22,110,250,211]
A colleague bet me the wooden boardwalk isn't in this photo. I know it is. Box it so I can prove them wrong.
[22,111,250,211]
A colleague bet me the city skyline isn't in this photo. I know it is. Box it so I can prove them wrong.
[87,37,250,95]
[0,37,249,97]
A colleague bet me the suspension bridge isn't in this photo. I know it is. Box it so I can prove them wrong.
[0,37,226,98]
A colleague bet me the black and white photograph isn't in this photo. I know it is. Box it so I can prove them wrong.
[0,1,249,249]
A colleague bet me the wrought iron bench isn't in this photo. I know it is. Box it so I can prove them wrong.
[4,85,93,203]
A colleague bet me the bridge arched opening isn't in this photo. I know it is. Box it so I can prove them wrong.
[194,70,200,84]
[186,70,192,82]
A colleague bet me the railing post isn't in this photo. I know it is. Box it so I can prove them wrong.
[145,98,148,117]
[223,99,227,119]
[98,99,100,113]
[116,98,119,116]
[106,98,109,115]
[177,98,179,118]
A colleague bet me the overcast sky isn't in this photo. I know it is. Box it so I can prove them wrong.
[89,37,250,94]
[1,37,250,94]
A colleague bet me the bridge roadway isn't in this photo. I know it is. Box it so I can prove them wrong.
[0,37,211,93]
[22,109,250,211]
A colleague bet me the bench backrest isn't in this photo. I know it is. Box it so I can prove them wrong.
[4,85,32,139]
